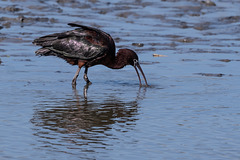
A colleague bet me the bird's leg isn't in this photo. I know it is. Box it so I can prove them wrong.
[72,61,85,87]
[83,67,92,84]
[72,67,81,87]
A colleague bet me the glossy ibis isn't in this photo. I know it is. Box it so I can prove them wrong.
[33,23,148,87]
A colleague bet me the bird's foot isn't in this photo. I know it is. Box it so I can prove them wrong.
[83,82,92,99]
[83,74,92,85]
[72,79,77,88]
[86,81,92,85]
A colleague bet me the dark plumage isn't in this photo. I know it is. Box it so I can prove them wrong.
[33,23,148,87]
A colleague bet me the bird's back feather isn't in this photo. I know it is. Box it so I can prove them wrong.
[33,24,115,60]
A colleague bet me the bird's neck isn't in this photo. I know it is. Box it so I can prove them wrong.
[106,53,127,69]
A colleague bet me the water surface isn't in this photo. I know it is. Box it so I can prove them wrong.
[1,0,240,159]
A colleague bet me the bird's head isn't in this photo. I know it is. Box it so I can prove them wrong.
[118,49,148,86]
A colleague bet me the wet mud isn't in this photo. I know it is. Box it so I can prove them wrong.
[1,0,240,159]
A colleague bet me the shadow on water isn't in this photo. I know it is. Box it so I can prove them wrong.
[30,86,147,155]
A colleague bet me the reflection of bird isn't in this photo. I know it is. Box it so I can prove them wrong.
[33,23,148,87]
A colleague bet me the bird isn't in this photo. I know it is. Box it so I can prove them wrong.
[33,23,148,87]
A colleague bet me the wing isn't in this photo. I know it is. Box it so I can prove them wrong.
[68,23,116,56]
[68,23,112,41]
[33,24,115,60]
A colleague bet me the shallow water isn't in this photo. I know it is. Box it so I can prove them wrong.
[1,0,240,159]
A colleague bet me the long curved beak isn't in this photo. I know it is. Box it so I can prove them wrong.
[133,59,148,86]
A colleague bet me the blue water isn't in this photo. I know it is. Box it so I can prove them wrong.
[1,0,240,159]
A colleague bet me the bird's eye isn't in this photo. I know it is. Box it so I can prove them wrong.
[133,59,138,66]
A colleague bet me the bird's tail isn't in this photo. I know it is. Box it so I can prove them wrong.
[33,33,60,56]
[35,48,57,56]
[32,33,59,46]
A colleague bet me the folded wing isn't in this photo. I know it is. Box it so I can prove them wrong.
[33,25,110,60]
